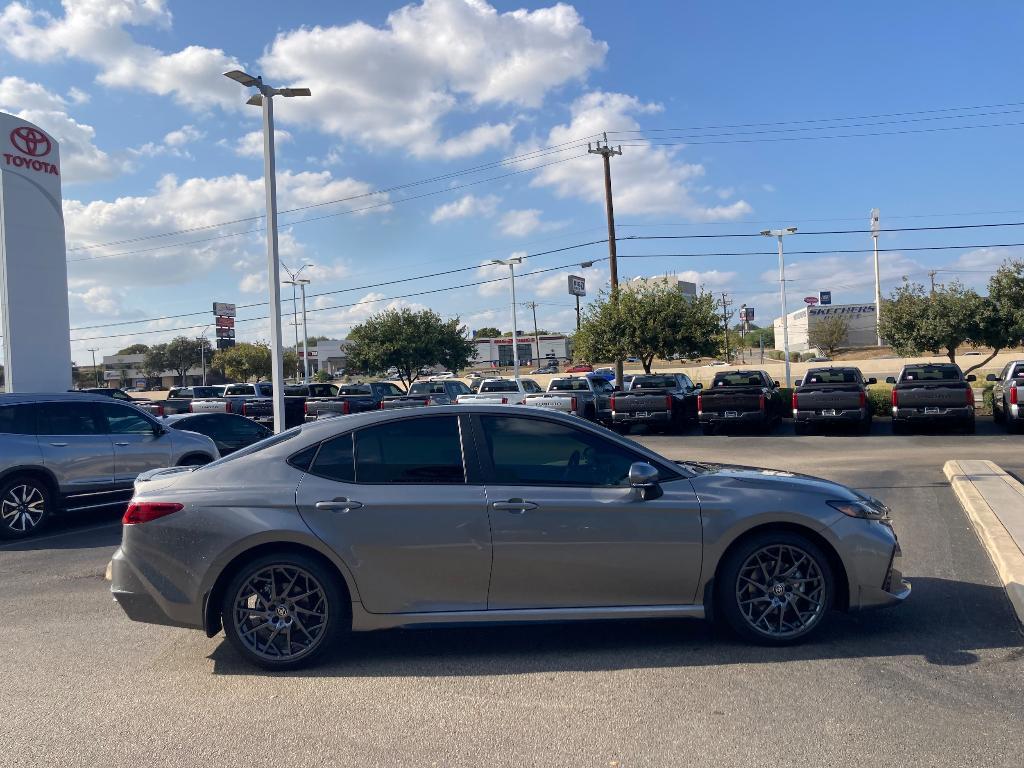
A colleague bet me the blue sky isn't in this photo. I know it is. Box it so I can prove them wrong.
[1,0,1023,360]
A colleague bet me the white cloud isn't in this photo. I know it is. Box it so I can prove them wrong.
[239,273,264,294]
[0,75,68,110]
[0,0,242,110]
[498,208,564,237]
[67,86,90,104]
[226,129,293,158]
[524,91,753,221]
[163,124,203,147]
[416,122,514,160]
[676,269,737,290]
[475,252,527,297]
[130,123,206,160]
[430,193,501,223]
[259,0,606,152]
[953,246,1023,271]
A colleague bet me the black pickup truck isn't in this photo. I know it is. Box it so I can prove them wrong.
[189,382,306,429]
[697,369,785,435]
[303,381,406,421]
[380,379,472,409]
[792,367,876,434]
[609,373,700,434]
[886,363,976,434]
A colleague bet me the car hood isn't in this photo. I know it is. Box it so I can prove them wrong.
[680,461,861,500]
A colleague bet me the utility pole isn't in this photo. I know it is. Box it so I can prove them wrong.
[719,292,733,362]
[299,279,310,383]
[525,301,542,367]
[871,208,882,346]
[88,348,100,387]
[589,133,623,388]
[929,270,938,296]
[761,227,798,387]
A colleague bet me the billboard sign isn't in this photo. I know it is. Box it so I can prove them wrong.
[215,315,234,328]
[212,302,236,317]
[216,327,235,339]
[819,291,832,306]
[803,296,819,306]
[739,306,754,322]
[568,275,586,297]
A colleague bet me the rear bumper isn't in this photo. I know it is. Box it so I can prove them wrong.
[794,408,868,423]
[699,410,765,424]
[110,546,204,630]
[892,406,973,421]
[612,411,671,424]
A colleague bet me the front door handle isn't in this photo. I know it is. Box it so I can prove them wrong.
[491,500,538,513]
[48,442,68,447]
[114,442,130,447]
[315,498,364,512]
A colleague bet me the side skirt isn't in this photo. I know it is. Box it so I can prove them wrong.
[351,603,706,632]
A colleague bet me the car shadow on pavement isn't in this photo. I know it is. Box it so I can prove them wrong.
[0,514,122,552]
[208,576,1022,677]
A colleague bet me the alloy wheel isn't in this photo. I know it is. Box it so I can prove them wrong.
[1,483,46,534]
[735,544,826,639]
[231,564,329,662]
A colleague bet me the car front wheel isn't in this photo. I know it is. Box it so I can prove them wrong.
[221,552,348,670]
[0,476,53,539]
[718,532,834,645]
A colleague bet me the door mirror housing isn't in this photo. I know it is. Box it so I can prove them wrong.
[986,373,998,382]
[966,374,977,382]
[885,376,897,384]
[867,377,877,385]
[629,462,662,501]
[794,379,802,387]
[773,380,780,388]
[693,382,703,390]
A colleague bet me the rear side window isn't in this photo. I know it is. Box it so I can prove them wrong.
[308,434,355,483]
[0,404,36,434]
[38,402,103,436]
[354,416,464,484]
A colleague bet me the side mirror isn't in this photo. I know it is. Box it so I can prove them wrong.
[966,374,977,382]
[867,377,877,385]
[629,462,662,500]
[885,376,896,384]
[694,382,703,390]
[795,379,802,387]
[773,380,780,388]
[986,373,998,382]
[152,424,167,437]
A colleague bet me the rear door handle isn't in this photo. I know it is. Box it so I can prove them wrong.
[315,498,364,512]
[114,442,130,447]
[491,500,538,513]
[48,442,68,447]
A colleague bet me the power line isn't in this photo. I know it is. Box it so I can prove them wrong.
[617,241,1024,259]
[621,221,1024,240]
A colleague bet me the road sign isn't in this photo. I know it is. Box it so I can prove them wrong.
[870,208,880,236]
[819,291,832,306]
[212,302,236,317]
[568,275,586,297]
[803,296,819,306]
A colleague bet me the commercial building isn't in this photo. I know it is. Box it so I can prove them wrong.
[772,303,878,353]
[294,339,352,377]
[100,353,207,389]
[472,334,572,369]
[628,275,698,298]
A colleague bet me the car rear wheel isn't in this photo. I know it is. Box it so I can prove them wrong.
[0,476,52,540]
[221,552,348,670]
[718,532,834,645]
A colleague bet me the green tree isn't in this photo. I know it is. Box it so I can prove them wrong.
[164,336,210,386]
[313,369,331,383]
[808,315,849,357]
[573,281,720,373]
[347,308,475,388]
[741,325,774,349]
[116,343,150,355]
[141,344,168,385]
[283,349,299,380]
[214,342,273,383]
[474,326,501,339]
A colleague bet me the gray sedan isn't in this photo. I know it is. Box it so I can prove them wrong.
[111,406,909,669]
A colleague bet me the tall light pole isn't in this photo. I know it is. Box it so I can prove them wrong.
[198,326,210,386]
[299,278,311,383]
[871,208,882,346]
[282,262,313,381]
[760,227,798,387]
[224,69,311,433]
[491,257,523,382]
[88,347,100,387]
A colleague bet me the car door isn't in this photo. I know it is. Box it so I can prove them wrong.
[294,414,491,614]
[36,401,114,495]
[473,413,703,610]
[993,364,1009,415]
[97,402,172,484]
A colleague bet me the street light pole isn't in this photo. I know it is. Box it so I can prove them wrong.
[760,227,798,388]
[88,348,99,387]
[224,69,311,433]
[491,257,523,382]
[871,208,882,346]
[299,279,310,383]
[198,326,209,385]
[282,263,313,382]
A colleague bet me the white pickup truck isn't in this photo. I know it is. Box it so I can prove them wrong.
[523,375,614,423]
[454,378,543,405]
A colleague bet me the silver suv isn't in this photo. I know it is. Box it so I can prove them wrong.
[0,393,219,539]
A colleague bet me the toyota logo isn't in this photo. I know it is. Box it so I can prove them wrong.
[10,126,52,157]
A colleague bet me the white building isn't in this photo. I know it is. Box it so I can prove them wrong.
[294,339,352,376]
[471,334,572,369]
[772,303,878,352]
[629,275,698,298]
[101,353,206,389]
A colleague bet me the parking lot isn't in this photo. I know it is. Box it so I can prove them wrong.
[1,423,1021,768]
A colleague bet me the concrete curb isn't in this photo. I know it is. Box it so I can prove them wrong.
[944,459,1024,627]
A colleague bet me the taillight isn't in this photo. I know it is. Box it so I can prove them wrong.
[859,391,866,408]
[610,396,617,411]
[187,403,193,413]
[759,394,766,410]
[1011,387,1018,406]
[792,392,799,410]
[378,400,385,409]
[665,395,672,411]
[123,502,183,525]
[697,394,703,414]
[967,386,975,406]
[891,389,899,407]
[154,404,164,416]
[342,400,351,415]
[500,397,508,404]
[225,401,232,414]
[241,402,247,416]
[303,401,309,415]
[424,397,432,406]
[571,396,578,413]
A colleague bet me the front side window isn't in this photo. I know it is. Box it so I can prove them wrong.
[100,403,156,434]
[480,415,650,487]
[38,402,103,436]
[355,416,464,484]
[522,379,542,394]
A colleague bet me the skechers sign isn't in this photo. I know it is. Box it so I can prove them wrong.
[4,126,59,176]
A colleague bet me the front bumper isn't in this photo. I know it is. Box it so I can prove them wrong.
[826,515,911,610]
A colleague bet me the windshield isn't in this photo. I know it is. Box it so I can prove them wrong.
[901,366,960,382]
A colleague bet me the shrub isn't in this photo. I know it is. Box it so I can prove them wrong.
[867,385,893,418]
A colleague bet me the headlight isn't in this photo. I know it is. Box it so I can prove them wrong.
[827,499,891,520]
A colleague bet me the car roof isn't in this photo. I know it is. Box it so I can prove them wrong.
[0,392,118,405]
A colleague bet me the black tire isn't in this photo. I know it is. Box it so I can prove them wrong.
[793,422,810,436]
[701,424,715,436]
[0,475,54,540]
[892,420,908,435]
[962,418,976,435]
[993,400,1005,424]
[221,552,348,670]
[858,417,872,435]
[717,531,834,645]
[178,453,213,467]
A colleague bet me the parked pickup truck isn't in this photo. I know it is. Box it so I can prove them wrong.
[523,375,614,422]
[792,367,876,434]
[188,382,305,429]
[139,385,225,417]
[886,363,976,434]
[303,381,406,421]
[455,378,543,405]
[697,369,785,435]
[380,379,472,409]
[609,373,700,434]
[988,360,1024,433]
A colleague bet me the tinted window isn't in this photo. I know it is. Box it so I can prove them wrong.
[480,380,520,393]
[713,372,764,387]
[590,379,614,393]
[111,390,131,401]
[480,415,647,487]
[306,384,338,397]
[1010,365,1024,379]
[355,416,464,484]
[902,366,960,382]
[337,386,371,395]
[453,382,472,395]
[804,369,859,384]
[224,385,255,396]
[191,387,221,398]
[100,403,156,434]
[549,379,590,392]
[309,433,355,483]
[0,404,35,434]
[522,379,542,394]
[224,415,271,439]
[631,376,677,389]
[38,402,103,436]
[408,382,434,395]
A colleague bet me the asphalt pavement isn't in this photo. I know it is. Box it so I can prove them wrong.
[1,422,1022,767]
